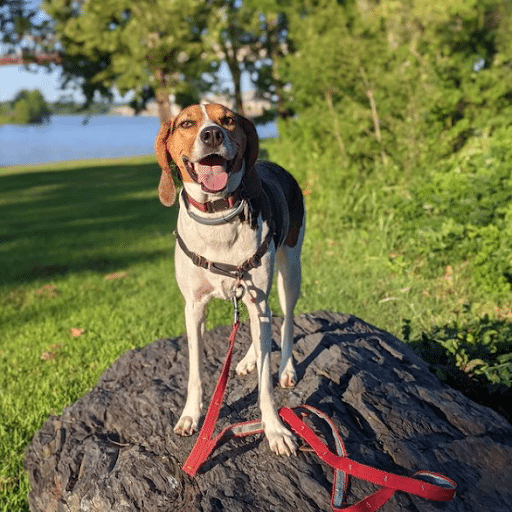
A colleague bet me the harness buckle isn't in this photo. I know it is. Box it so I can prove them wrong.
[191,253,202,267]
[250,253,262,269]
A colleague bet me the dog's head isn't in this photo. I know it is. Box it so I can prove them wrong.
[155,103,261,206]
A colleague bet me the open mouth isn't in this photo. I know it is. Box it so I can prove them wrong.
[183,154,234,193]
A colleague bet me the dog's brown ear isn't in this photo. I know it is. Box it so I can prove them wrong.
[238,114,261,198]
[155,121,176,207]
[158,172,176,207]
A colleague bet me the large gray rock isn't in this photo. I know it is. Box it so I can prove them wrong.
[25,311,512,511]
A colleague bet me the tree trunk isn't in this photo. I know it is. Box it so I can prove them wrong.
[155,87,171,125]
[231,63,245,116]
[153,70,172,124]
[222,37,245,116]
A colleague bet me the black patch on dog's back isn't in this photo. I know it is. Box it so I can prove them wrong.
[251,161,305,248]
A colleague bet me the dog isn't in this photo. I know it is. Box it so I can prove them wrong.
[155,103,305,456]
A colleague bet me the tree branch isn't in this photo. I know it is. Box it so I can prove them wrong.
[360,66,387,164]
[324,89,346,163]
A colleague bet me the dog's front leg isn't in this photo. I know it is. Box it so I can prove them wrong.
[174,300,206,436]
[244,295,297,456]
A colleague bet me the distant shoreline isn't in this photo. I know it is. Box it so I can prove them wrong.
[0,114,277,167]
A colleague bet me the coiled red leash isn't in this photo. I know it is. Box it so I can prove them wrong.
[280,406,456,510]
[182,298,456,511]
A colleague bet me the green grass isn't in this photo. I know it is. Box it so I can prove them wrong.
[0,157,183,510]
[0,151,509,510]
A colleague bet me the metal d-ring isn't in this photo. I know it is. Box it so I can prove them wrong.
[232,282,245,301]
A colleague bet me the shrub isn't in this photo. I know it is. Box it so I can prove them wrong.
[404,306,512,422]
[398,126,512,296]
[9,89,51,124]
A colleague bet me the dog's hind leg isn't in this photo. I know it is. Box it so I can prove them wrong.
[276,222,304,388]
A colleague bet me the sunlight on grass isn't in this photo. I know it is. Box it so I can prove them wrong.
[0,156,184,511]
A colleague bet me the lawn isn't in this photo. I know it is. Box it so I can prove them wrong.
[0,151,510,510]
[0,156,184,510]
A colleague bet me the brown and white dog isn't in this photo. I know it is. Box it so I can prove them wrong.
[155,103,305,456]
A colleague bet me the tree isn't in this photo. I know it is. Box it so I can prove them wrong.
[276,0,512,172]
[0,0,53,58]
[206,0,292,118]
[10,89,51,123]
[43,0,216,123]
[206,0,260,116]
[1,0,36,50]
[40,0,296,122]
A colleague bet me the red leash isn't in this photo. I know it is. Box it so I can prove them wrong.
[182,318,240,477]
[280,406,456,510]
[182,305,456,510]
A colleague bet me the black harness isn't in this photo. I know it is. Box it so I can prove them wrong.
[175,228,273,280]
[175,188,276,281]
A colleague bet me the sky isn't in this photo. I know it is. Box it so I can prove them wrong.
[0,65,84,103]
[0,61,243,104]
[0,0,71,102]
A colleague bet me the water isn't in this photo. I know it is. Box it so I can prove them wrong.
[0,115,278,167]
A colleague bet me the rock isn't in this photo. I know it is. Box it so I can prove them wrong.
[25,311,512,511]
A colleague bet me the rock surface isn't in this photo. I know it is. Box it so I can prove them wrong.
[25,311,512,511]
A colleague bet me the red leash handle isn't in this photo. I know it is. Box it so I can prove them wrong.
[279,407,456,510]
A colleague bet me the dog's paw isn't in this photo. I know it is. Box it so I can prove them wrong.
[236,350,257,376]
[174,416,198,436]
[279,363,297,388]
[265,423,297,456]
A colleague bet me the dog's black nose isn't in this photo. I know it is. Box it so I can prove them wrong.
[200,126,224,148]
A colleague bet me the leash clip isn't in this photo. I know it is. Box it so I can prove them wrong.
[230,283,245,324]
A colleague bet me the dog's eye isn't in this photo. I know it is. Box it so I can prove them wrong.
[179,119,195,129]
[221,116,235,127]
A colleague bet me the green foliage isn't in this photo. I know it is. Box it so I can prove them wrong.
[0,0,51,53]
[397,126,512,296]
[278,0,512,171]
[42,0,215,118]
[267,121,512,421]
[41,0,291,118]
[265,0,512,423]
[204,0,291,117]
[404,306,512,421]
[1,89,51,124]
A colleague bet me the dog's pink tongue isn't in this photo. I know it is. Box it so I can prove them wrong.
[196,156,228,192]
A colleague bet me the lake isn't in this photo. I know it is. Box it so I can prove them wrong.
[0,115,278,167]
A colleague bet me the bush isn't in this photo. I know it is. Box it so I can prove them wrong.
[9,89,51,124]
[404,306,512,422]
[398,126,512,296]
